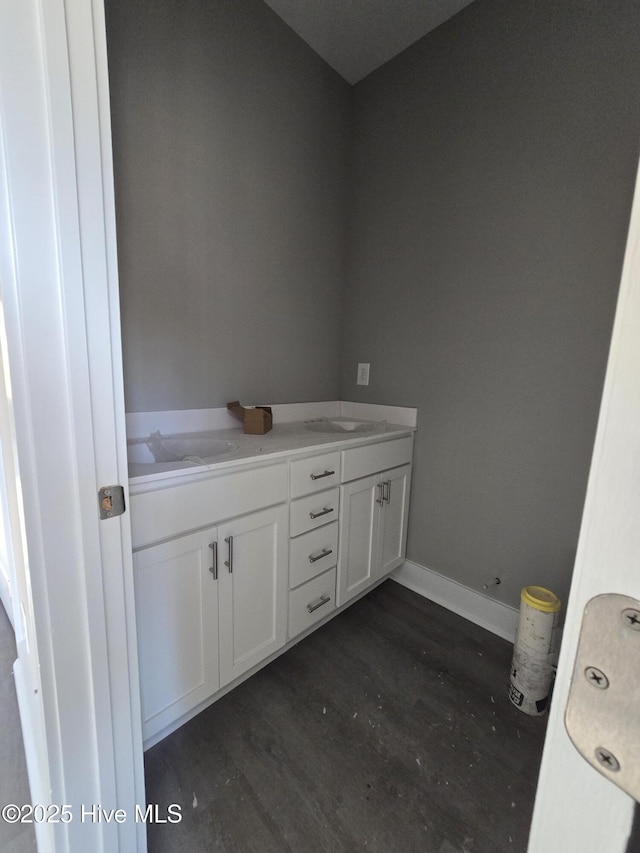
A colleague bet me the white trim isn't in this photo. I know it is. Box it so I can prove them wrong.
[13,657,52,852]
[0,573,11,627]
[1,2,145,851]
[393,560,519,642]
[64,3,147,849]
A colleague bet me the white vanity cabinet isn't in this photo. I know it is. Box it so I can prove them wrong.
[134,504,287,742]
[131,462,289,743]
[129,427,414,746]
[337,437,412,607]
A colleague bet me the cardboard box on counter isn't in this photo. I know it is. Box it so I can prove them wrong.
[227,401,273,435]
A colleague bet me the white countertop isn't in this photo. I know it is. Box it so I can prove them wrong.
[127,419,415,487]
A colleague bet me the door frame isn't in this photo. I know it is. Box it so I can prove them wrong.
[0,1,145,851]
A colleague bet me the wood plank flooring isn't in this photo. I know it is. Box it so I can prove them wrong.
[0,605,36,853]
[145,580,547,853]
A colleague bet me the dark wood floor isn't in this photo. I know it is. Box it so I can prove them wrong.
[0,604,36,853]
[145,581,547,853]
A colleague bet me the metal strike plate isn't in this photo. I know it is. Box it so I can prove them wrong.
[98,485,126,520]
[565,593,640,802]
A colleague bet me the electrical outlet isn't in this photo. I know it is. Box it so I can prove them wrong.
[357,363,370,386]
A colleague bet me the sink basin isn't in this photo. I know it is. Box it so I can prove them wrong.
[128,432,239,465]
[151,437,239,463]
[304,418,380,434]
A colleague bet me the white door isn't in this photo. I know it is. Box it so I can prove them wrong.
[1,2,146,851]
[134,529,220,742]
[528,161,640,850]
[218,505,288,686]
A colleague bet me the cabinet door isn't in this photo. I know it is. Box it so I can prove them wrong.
[337,474,379,607]
[218,505,288,687]
[133,528,219,741]
[376,464,411,581]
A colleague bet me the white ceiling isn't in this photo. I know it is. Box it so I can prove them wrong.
[262,0,476,84]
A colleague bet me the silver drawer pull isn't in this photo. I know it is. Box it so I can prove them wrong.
[376,482,385,505]
[224,535,233,573]
[383,479,391,503]
[309,506,334,520]
[209,541,218,580]
[307,594,331,613]
[308,547,333,564]
[310,469,335,481]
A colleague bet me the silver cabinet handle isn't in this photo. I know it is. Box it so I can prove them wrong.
[224,535,233,573]
[209,541,218,580]
[310,469,335,481]
[307,594,331,613]
[376,482,385,505]
[383,480,391,503]
[308,547,333,564]
[309,506,334,520]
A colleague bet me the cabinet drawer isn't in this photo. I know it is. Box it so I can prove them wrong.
[289,522,338,588]
[289,451,341,498]
[288,568,336,639]
[130,463,287,549]
[290,488,339,537]
[341,436,413,483]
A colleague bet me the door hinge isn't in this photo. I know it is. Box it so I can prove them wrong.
[98,485,126,520]
[565,593,640,802]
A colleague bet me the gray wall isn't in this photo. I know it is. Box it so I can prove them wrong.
[106,0,351,412]
[341,0,640,606]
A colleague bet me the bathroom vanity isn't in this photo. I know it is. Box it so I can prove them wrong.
[127,403,416,747]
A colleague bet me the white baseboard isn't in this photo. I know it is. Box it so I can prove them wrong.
[392,560,518,643]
